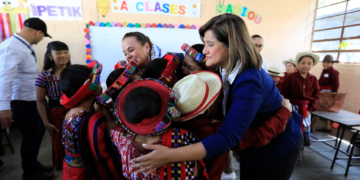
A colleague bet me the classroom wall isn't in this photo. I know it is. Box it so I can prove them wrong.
[32,0,360,113]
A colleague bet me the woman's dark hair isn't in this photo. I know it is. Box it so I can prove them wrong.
[298,56,315,64]
[106,68,134,100]
[122,32,153,59]
[142,58,168,79]
[43,41,71,74]
[124,87,161,124]
[188,44,208,70]
[59,65,91,98]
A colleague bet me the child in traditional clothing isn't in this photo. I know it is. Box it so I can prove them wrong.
[107,78,208,179]
[142,54,180,87]
[281,51,320,148]
[266,66,285,91]
[59,61,103,180]
[278,59,297,91]
[313,55,340,133]
[35,41,71,170]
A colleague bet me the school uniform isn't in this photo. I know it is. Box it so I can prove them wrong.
[319,66,339,93]
[281,71,320,146]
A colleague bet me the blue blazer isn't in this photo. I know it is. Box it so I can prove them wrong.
[201,68,302,169]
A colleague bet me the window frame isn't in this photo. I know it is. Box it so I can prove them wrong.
[311,0,360,63]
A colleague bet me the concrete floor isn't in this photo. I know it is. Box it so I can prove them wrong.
[1,121,360,180]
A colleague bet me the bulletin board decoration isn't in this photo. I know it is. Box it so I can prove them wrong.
[216,3,262,24]
[83,21,201,64]
[0,13,29,41]
[97,0,110,17]
[0,0,31,41]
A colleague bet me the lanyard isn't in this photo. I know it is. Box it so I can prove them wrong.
[14,35,37,62]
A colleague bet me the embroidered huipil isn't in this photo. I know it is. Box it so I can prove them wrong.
[319,66,339,93]
[110,126,206,180]
[62,111,88,167]
[35,71,63,98]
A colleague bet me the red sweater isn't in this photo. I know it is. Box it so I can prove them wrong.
[319,66,339,92]
[281,71,320,113]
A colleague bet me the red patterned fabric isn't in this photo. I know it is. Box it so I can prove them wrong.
[79,112,124,180]
[48,107,68,170]
[290,99,310,132]
[62,160,91,180]
[110,127,208,180]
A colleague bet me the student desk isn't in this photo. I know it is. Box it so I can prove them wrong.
[312,110,360,176]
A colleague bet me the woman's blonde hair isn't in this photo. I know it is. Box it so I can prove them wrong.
[199,13,262,76]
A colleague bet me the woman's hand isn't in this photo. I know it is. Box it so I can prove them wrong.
[306,111,310,118]
[131,144,174,175]
[281,96,292,112]
[45,123,58,137]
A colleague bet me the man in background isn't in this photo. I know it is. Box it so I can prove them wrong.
[0,18,54,180]
[252,34,268,71]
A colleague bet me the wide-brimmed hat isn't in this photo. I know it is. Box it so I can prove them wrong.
[60,60,102,108]
[267,66,284,77]
[173,71,222,122]
[96,59,139,107]
[114,79,177,136]
[282,59,296,67]
[295,51,320,66]
[321,55,339,63]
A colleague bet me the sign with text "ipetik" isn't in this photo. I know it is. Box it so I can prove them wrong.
[28,0,83,21]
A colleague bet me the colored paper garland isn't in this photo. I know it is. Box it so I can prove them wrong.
[0,13,28,41]
[84,21,200,64]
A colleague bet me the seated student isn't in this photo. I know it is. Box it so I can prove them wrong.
[266,66,285,91]
[107,79,208,179]
[281,51,320,148]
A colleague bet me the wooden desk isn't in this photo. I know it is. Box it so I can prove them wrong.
[312,110,360,173]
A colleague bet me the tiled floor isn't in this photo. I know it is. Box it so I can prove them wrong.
[1,121,360,180]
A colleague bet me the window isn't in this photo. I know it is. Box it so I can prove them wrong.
[312,0,360,63]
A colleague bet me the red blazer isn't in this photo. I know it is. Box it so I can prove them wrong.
[319,66,339,92]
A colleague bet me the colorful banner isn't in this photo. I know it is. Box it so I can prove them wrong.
[28,0,83,21]
[111,0,201,18]
[216,3,262,24]
[0,13,28,41]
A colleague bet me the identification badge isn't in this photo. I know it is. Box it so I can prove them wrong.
[324,74,329,78]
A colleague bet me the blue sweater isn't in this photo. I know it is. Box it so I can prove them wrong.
[201,68,302,169]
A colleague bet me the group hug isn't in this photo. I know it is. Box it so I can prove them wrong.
[1,13,340,180]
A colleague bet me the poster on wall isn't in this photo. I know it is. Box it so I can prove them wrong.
[28,0,83,21]
[110,0,201,18]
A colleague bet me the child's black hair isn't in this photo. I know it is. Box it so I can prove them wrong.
[59,65,91,98]
[187,44,208,70]
[43,41,71,74]
[123,87,161,124]
[106,68,134,100]
[142,58,168,79]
